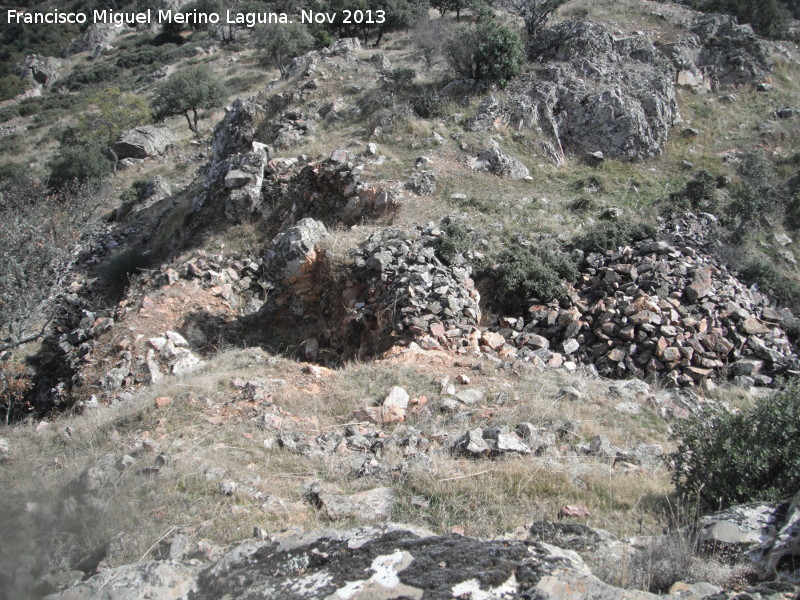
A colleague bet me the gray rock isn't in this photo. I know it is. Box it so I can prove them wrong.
[305,483,395,521]
[46,560,199,600]
[470,147,530,179]
[222,145,269,222]
[53,526,669,600]
[700,502,785,559]
[452,428,492,457]
[112,126,177,160]
[260,219,327,317]
[406,170,437,196]
[503,21,677,161]
[64,23,121,57]
[760,491,800,581]
[15,54,65,87]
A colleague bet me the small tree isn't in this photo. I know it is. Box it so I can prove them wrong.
[431,0,470,20]
[473,18,525,86]
[444,13,524,86]
[0,182,102,349]
[412,18,449,69]
[254,22,314,75]
[503,0,567,41]
[152,66,227,134]
[82,87,152,145]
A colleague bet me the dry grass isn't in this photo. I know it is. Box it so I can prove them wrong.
[0,348,678,582]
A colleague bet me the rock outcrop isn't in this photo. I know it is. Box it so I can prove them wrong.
[700,493,800,582]
[15,54,65,88]
[470,146,530,179]
[46,525,669,600]
[63,23,122,57]
[477,20,679,162]
[660,14,773,91]
[258,218,328,319]
[467,17,771,160]
[112,126,177,160]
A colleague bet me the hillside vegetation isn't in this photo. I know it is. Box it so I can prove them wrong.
[1,0,800,598]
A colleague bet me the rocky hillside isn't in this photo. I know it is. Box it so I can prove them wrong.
[2,0,800,598]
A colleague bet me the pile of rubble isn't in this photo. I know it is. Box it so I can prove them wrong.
[488,214,799,386]
[346,226,481,351]
[262,150,400,228]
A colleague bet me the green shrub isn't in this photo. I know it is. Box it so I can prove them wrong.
[0,74,28,102]
[496,245,578,313]
[435,221,478,265]
[728,149,786,230]
[671,384,800,509]
[444,13,525,87]
[666,169,722,215]
[0,105,18,123]
[100,248,149,299]
[736,257,800,314]
[386,67,417,88]
[0,162,30,193]
[572,219,657,254]
[65,62,119,90]
[412,89,445,119]
[47,143,112,190]
[115,44,182,70]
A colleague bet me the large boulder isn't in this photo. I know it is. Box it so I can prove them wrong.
[63,23,122,57]
[470,146,530,179]
[700,493,800,582]
[15,54,65,88]
[471,21,677,162]
[112,126,177,159]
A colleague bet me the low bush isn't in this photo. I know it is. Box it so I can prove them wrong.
[47,143,112,190]
[0,74,28,102]
[670,383,800,509]
[728,149,787,230]
[64,62,119,90]
[496,245,578,313]
[434,221,479,265]
[99,248,149,299]
[0,105,18,123]
[736,257,800,314]
[115,44,182,70]
[666,169,722,215]
[572,220,657,254]
[444,12,525,87]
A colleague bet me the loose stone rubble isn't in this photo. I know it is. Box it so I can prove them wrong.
[345,226,482,353]
[504,214,799,386]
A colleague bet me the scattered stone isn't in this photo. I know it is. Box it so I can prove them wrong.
[470,147,530,179]
[305,483,396,521]
[559,505,591,518]
[154,396,173,409]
